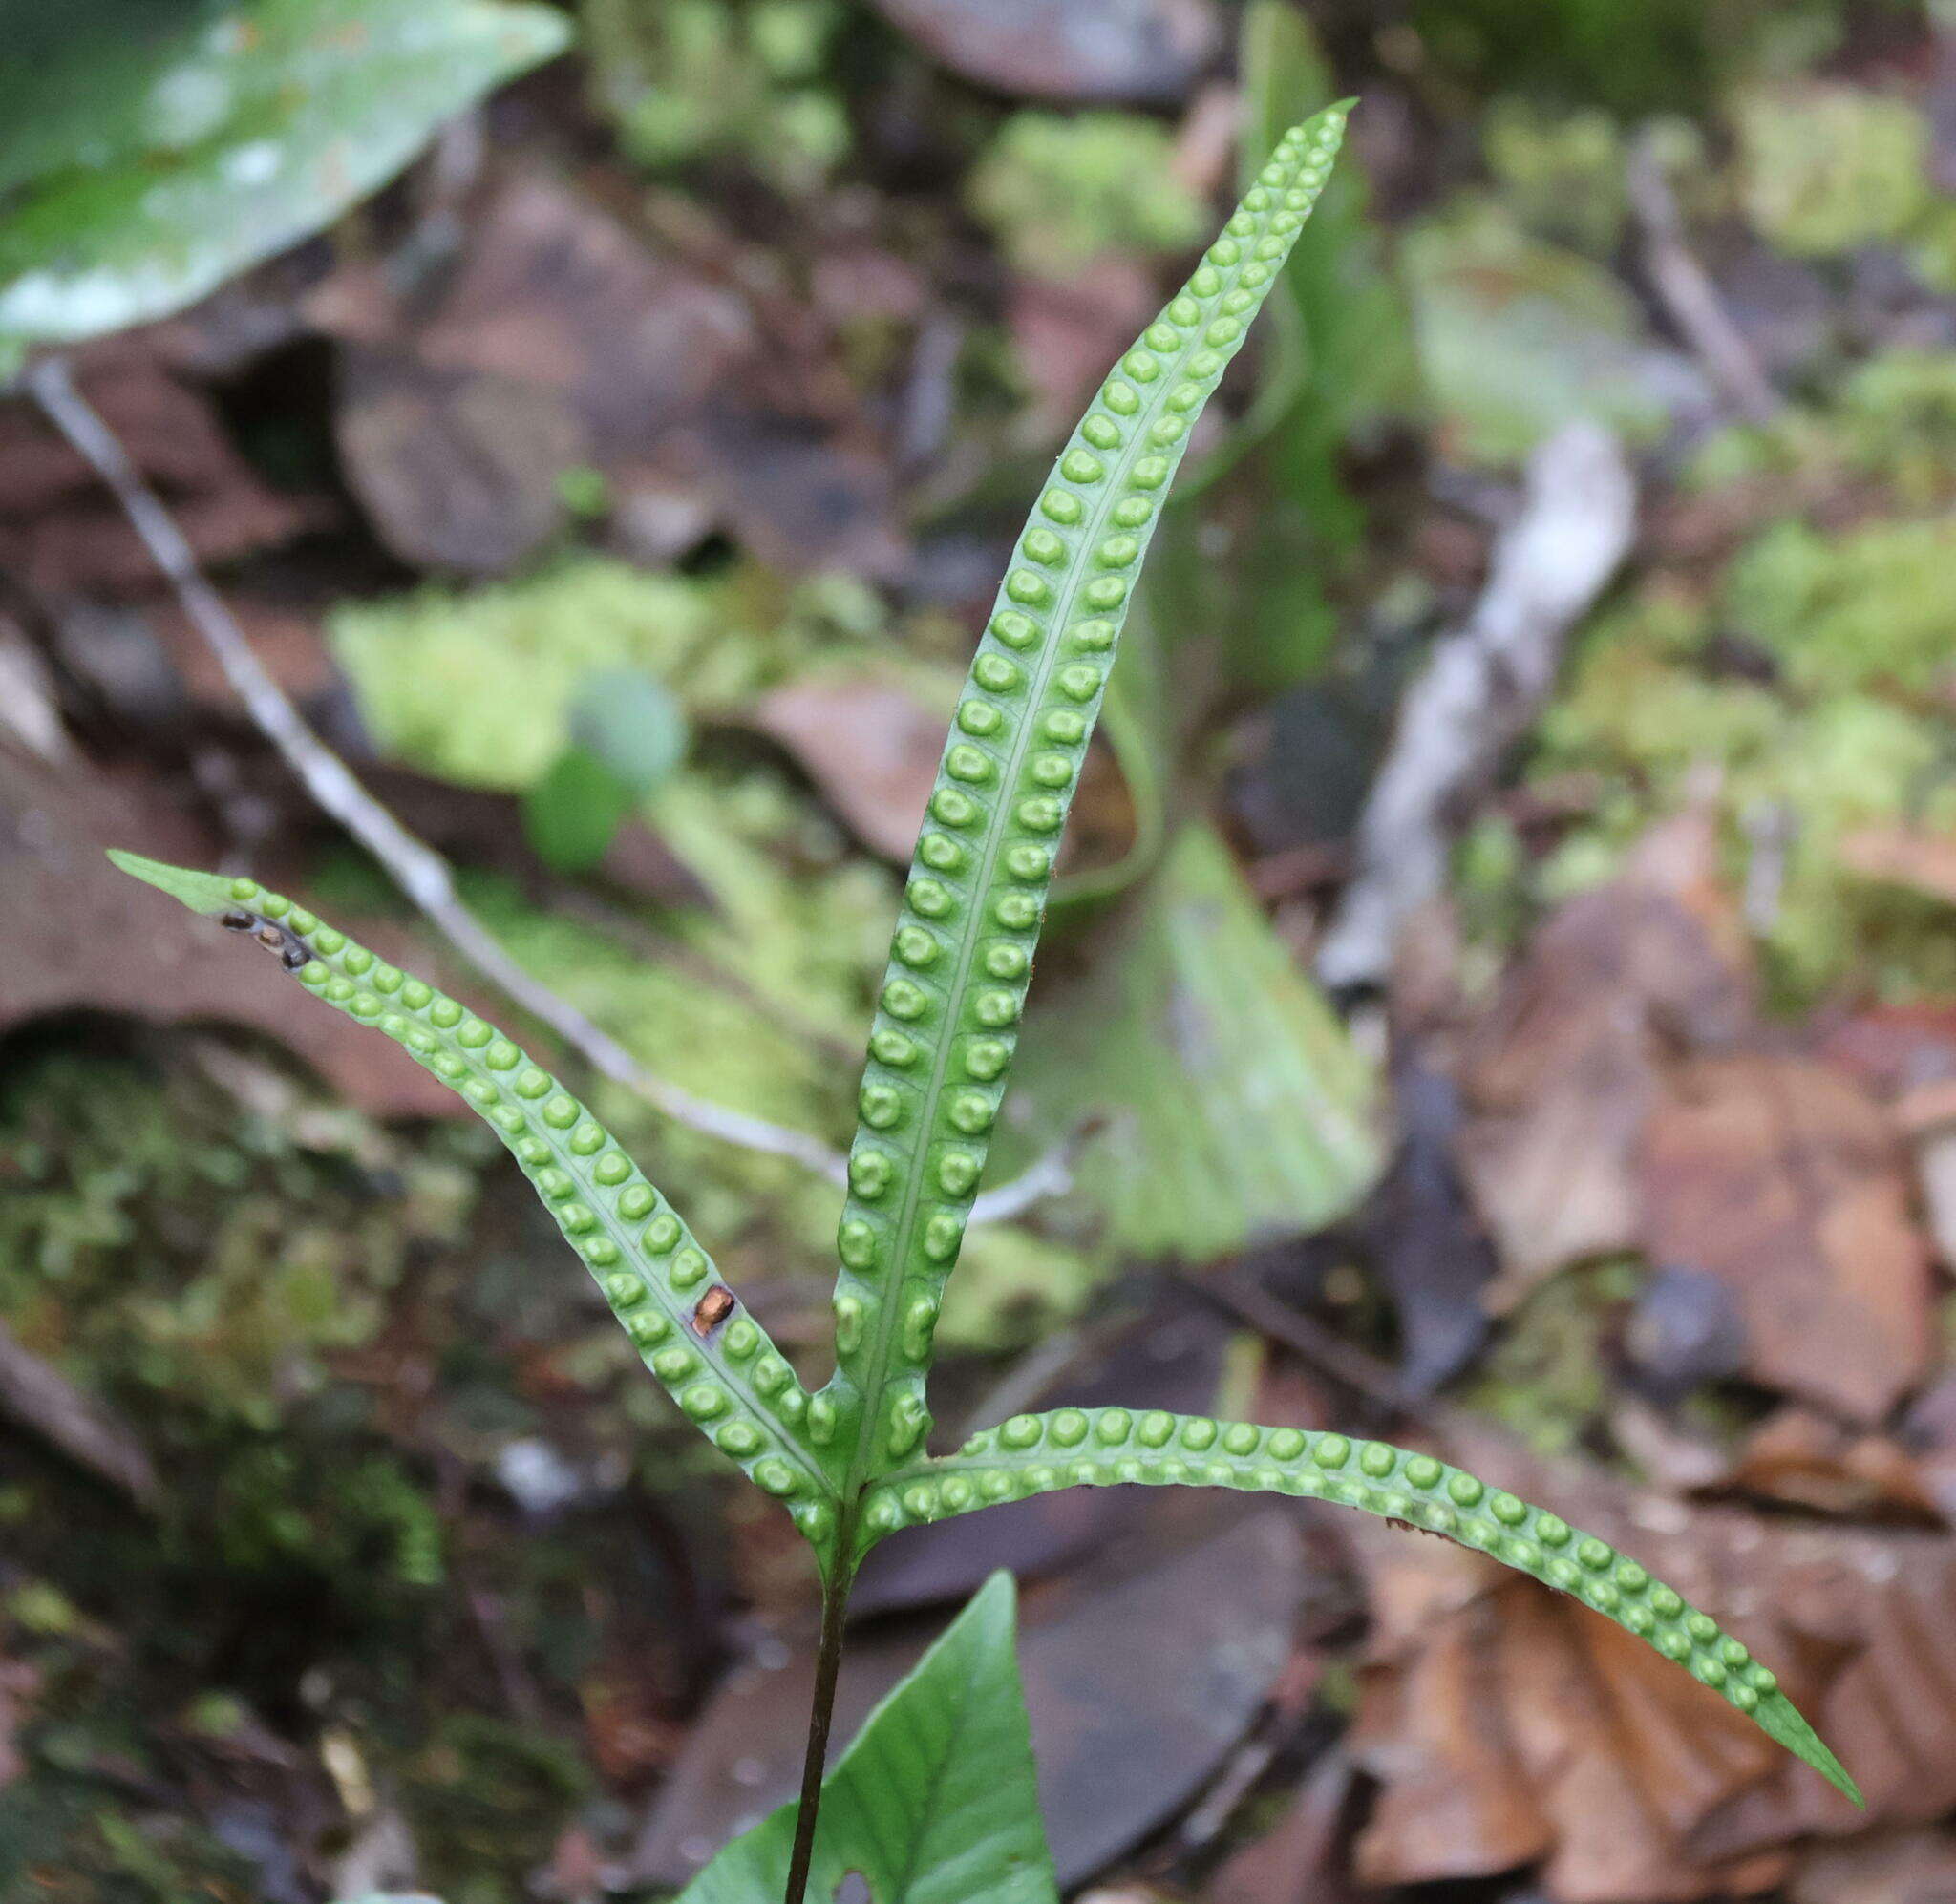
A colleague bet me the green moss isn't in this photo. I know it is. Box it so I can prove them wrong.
[1529,541,1956,1004]
[1726,515,1956,696]
[1483,100,1628,255]
[967,112,1206,279]
[583,0,851,191]
[330,561,722,792]
[1734,80,1931,257]
[0,1051,483,1434]
[1458,1260,1644,1457]
[1690,349,1956,516]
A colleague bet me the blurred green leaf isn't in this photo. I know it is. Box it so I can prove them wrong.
[1404,196,1701,462]
[522,670,688,871]
[0,0,568,370]
[1167,3,1420,696]
[520,747,635,874]
[679,1574,1057,1904]
[567,667,690,795]
[1017,820,1384,1261]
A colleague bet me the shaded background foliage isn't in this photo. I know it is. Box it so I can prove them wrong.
[2,0,1956,1897]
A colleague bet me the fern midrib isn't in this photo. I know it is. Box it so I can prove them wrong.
[839,222,1283,1502]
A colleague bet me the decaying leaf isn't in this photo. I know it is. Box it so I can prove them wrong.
[1456,812,1754,1302]
[0,750,455,1118]
[1637,1054,1933,1424]
[1350,1428,1956,1903]
[323,172,903,578]
[752,666,956,861]
[0,354,316,594]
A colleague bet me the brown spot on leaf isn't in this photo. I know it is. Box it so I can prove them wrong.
[691,1286,735,1338]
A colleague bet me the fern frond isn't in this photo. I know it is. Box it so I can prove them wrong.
[819,99,1357,1491]
[106,851,837,1538]
[868,1408,1862,1806]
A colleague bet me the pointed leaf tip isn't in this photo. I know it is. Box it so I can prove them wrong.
[1758,1690,1862,1806]
[106,849,244,918]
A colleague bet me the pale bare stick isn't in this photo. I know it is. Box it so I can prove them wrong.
[1316,422,1637,992]
[28,354,1060,1220]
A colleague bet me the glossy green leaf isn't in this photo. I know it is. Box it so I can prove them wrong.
[106,850,836,1536]
[0,0,568,367]
[817,100,1356,1497]
[1014,819,1382,1259]
[679,1573,1056,1904]
[868,1411,1863,1809]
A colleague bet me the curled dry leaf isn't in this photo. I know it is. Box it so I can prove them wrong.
[1720,1407,1944,1524]
[1455,811,1754,1302]
[870,0,1222,103]
[1636,1054,1933,1424]
[1350,1428,1956,1903]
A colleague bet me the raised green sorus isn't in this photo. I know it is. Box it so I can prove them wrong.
[108,98,1859,1902]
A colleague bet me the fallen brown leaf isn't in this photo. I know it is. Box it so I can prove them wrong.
[752,668,950,860]
[1720,1407,1943,1523]
[1456,812,1754,1301]
[0,356,318,594]
[1349,1428,1956,1903]
[1637,1053,1933,1423]
[1839,826,1956,907]
[0,749,455,1119]
[1792,1826,1956,1904]
[321,173,903,578]
[1009,259,1161,437]
[1203,1756,1359,1904]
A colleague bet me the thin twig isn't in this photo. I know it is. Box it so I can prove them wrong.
[1626,128,1780,427]
[28,353,1059,1222]
[1186,1264,1474,1441]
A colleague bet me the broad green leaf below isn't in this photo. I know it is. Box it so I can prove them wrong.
[1010,819,1383,1259]
[679,1573,1057,1904]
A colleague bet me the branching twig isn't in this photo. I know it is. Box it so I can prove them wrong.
[28,354,1060,1221]
[1315,422,1637,993]
[1626,129,1780,427]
